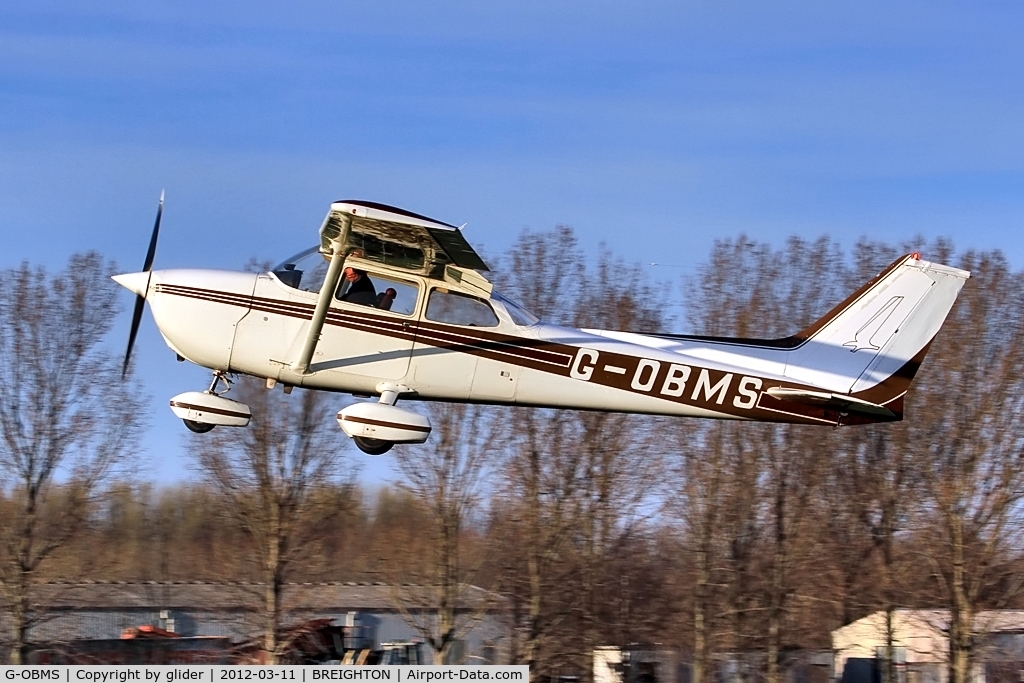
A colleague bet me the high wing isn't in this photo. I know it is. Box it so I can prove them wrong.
[319,200,489,275]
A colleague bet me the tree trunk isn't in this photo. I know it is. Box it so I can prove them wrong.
[9,569,29,665]
[263,531,282,665]
[431,506,459,665]
[263,580,279,664]
[523,448,543,668]
[766,466,787,683]
[0,254,143,665]
[693,550,709,683]
[9,487,38,665]
[949,518,972,683]
[691,440,722,683]
[883,608,897,683]
[881,530,897,683]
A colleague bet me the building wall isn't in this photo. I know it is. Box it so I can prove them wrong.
[831,611,1024,683]
[14,608,509,664]
[833,611,950,680]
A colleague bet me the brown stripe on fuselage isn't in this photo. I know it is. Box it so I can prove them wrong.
[157,284,899,426]
[156,284,254,308]
[407,320,573,368]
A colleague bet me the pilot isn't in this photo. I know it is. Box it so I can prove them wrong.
[339,266,376,305]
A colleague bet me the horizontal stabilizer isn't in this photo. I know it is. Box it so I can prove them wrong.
[765,386,895,419]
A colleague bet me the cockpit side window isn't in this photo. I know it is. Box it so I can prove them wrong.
[273,247,421,315]
[337,272,420,316]
[426,289,499,327]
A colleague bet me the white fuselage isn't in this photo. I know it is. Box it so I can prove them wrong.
[141,267,766,422]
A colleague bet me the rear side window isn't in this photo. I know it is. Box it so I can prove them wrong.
[372,274,420,316]
[426,290,499,327]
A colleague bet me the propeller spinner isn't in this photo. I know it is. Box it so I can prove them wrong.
[117,191,164,379]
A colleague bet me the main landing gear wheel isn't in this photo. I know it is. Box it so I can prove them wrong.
[353,436,394,455]
[183,419,216,434]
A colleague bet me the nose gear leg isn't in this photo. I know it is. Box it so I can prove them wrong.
[169,370,251,433]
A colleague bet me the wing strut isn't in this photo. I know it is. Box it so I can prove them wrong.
[291,215,352,375]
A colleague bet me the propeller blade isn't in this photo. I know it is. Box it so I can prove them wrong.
[122,293,147,379]
[121,191,164,380]
[142,190,164,272]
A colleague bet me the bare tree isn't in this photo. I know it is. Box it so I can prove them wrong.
[8,234,1018,674]
[493,229,666,676]
[0,253,142,664]
[490,226,589,672]
[189,378,354,663]
[676,236,849,683]
[572,248,666,671]
[674,237,778,683]
[392,403,493,664]
[907,249,1024,683]
[819,239,908,651]
[757,238,870,683]
[674,425,719,683]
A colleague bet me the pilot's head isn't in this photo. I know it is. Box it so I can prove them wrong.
[343,267,365,282]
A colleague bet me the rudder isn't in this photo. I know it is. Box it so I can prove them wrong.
[783,254,970,401]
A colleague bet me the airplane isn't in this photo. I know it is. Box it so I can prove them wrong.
[113,197,971,455]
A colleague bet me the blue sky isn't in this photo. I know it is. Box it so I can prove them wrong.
[2,1,1023,483]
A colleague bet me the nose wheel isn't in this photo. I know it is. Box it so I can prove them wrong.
[170,371,252,433]
[180,372,232,433]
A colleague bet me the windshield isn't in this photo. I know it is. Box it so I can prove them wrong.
[491,291,540,326]
[272,246,329,293]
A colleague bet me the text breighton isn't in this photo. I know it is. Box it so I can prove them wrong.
[311,673,391,680]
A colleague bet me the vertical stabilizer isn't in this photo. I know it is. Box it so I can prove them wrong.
[783,254,970,398]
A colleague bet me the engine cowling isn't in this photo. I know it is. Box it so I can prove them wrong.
[337,402,432,444]
[169,391,251,427]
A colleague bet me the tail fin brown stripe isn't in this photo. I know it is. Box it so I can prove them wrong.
[849,341,934,420]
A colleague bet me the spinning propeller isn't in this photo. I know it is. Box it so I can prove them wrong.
[121,191,164,379]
